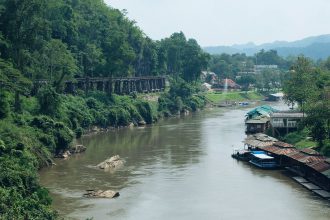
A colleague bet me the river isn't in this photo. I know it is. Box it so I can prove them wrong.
[39,102,330,220]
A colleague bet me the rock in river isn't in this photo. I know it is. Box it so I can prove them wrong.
[97,155,125,170]
[83,190,120,199]
[69,144,87,154]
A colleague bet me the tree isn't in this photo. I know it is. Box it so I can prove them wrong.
[83,43,106,77]
[37,86,61,116]
[283,57,317,113]
[38,39,78,91]
[182,39,210,82]
[0,58,31,112]
[0,91,9,119]
[0,0,50,78]
[236,75,256,91]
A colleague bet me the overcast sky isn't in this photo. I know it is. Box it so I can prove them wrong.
[105,0,330,47]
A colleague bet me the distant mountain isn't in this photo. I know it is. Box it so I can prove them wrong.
[204,34,330,60]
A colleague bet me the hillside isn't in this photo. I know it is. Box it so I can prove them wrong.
[204,34,330,59]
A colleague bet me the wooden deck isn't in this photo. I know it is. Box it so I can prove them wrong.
[292,176,330,200]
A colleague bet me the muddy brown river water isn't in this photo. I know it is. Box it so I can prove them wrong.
[39,102,330,220]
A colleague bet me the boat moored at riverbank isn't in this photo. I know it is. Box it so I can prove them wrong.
[231,149,251,161]
[249,151,279,169]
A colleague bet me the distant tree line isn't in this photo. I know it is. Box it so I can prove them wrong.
[207,49,295,92]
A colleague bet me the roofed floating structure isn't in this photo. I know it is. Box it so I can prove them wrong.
[245,105,278,134]
[270,111,305,135]
[243,133,330,193]
[245,105,305,136]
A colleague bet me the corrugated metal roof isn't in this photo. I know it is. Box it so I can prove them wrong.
[244,133,278,147]
[245,117,269,124]
[261,145,298,156]
[274,141,294,148]
[300,148,321,156]
[307,161,330,172]
[246,133,278,142]
[244,139,274,148]
[246,105,278,119]
[271,112,304,118]
[286,151,325,164]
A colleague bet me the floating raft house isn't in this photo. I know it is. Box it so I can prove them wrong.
[246,105,279,120]
[245,105,279,133]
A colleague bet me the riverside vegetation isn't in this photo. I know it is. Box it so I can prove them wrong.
[0,80,206,219]
[0,0,207,218]
[282,56,330,156]
[0,0,330,219]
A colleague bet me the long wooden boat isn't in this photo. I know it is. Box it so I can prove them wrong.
[231,149,251,162]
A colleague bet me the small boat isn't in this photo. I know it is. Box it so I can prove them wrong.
[231,149,251,161]
[238,102,249,106]
[249,151,279,169]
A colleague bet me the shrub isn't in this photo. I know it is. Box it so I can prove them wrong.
[135,101,153,124]
[283,132,305,144]
[117,108,131,126]
[86,97,101,110]
[75,127,83,138]
[37,86,61,116]
[29,116,73,153]
[53,122,74,153]
[321,140,330,157]
[108,108,119,126]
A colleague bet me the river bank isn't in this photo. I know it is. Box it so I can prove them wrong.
[205,90,264,105]
[241,133,330,199]
[39,101,330,220]
[0,80,206,219]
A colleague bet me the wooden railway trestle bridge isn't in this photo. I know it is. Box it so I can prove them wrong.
[33,76,167,95]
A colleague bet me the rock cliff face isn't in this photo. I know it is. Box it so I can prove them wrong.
[97,155,125,170]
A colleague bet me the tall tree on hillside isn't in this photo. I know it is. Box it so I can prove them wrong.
[0,0,50,77]
[283,56,317,113]
[37,39,78,91]
[182,39,209,82]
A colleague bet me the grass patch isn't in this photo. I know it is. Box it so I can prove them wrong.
[295,139,317,149]
[205,91,263,103]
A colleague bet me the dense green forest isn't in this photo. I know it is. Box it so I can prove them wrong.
[0,0,208,218]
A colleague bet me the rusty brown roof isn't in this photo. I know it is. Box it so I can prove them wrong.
[273,141,294,148]
[262,145,298,156]
[244,139,274,148]
[307,161,330,172]
[286,151,325,164]
[300,148,321,156]
[244,133,278,147]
